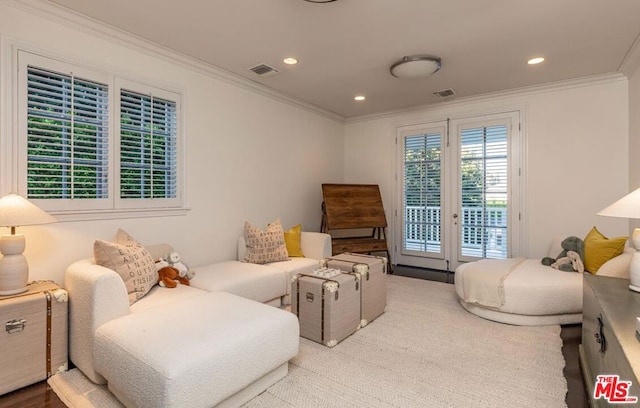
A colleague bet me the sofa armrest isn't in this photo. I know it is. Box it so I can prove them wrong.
[596,247,634,279]
[65,258,129,384]
[300,232,332,260]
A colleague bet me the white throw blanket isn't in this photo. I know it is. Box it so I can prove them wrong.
[462,257,525,309]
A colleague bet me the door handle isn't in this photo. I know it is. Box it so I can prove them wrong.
[452,214,458,219]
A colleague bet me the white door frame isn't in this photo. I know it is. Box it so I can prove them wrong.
[393,110,523,270]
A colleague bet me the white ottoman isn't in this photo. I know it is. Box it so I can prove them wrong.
[94,291,299,408]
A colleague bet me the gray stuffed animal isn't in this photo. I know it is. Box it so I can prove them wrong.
[541,236,585,272]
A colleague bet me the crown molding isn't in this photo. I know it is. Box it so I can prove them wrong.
[620,31,640,77]
[346,72,627,124]
[6,0,346,122]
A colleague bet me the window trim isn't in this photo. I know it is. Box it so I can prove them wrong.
[14,49,187,219]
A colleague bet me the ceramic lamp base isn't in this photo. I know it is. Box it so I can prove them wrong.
[629,284,640,292]
[629,249,640,293]
[0,234,28,296]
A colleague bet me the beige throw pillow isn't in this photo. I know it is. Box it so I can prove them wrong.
[94,229,157,305]
[244,219,289,264]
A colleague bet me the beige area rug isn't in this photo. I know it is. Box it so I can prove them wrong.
[49,275,567,408]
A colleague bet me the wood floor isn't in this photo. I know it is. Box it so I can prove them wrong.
[0,266,588,408]
[0,380,65,408]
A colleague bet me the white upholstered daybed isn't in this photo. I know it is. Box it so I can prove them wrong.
[454,243,634,326]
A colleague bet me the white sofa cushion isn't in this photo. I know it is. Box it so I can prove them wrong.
[94,292,299,408]
[189,261,287,304]
[130,283,207,314]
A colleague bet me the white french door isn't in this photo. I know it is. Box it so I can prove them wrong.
[395,111,521,270]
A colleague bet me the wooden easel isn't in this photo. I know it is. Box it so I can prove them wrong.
[320,184,392,268]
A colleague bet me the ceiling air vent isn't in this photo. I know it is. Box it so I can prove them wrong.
[248,63,279,77]
[433,88,456,98]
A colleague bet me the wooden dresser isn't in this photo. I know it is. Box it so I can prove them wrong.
[580,274,640,406]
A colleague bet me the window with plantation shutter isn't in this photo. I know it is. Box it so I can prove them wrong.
[26,66,110,201]
[459,124,509,259]
[402,131,442,254]
[17,51,184,217]
[119,88,178,203]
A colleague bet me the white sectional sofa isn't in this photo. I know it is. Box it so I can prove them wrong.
[237,231,332,304]
[65,231,331,408]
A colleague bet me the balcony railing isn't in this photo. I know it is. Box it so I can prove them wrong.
[404,205,507,258]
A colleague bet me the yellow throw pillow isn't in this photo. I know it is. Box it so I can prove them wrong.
[584,226,627,274]
[284,224,305,257]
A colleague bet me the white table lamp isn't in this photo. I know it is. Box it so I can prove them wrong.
[598,188,640,292]
[0,193,56,295]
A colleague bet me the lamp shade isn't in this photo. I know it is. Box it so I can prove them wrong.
[597,188,640,292]
[0,193,56,227]
[597,188,640,219]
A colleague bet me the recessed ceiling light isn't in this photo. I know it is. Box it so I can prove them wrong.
[354,95,366,101]
[527,57,545,65]
[283,57,298,65]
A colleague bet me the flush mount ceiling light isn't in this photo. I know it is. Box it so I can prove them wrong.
[390,55,441,79]
[354,95,366,101]
[303,0,338,2]
[527,57,545,65]
[283,57,298,65]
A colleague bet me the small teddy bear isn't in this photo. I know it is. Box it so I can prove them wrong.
[155,259,189,288]
[166,251,194,279]
[157,265,190,288]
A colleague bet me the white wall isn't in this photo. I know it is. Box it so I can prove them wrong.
[0,3,344,285]
[0,2,635,285]
[629,62,640,234]
[344,77,630,261]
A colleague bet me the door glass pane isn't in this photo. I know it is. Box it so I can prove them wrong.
[403,132,442,254]
[460,124,508,259]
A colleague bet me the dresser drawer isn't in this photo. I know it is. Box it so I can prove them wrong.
[581,275,640,407]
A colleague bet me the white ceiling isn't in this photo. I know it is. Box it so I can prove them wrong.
[47,0,640,119]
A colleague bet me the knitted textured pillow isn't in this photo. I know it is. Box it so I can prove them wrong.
[244,219,289,264]
[94,229,157,304]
